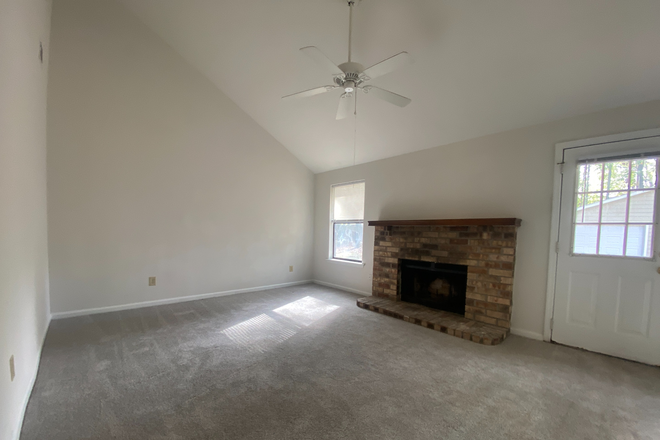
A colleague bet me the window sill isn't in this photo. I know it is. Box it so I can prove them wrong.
[327,258,365,267]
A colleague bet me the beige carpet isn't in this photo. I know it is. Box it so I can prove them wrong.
[21,284,660,439]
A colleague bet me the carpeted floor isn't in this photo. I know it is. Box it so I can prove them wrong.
[21,284,660,439]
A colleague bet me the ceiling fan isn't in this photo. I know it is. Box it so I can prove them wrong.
[282,0,412,120]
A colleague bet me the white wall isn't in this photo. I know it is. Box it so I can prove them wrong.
[313,100,660,338]
[47,0,314,314]
[0,0,52,438]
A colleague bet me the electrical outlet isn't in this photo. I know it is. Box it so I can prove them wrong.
[289,266,293,273]
[148,277,156,286]
[9,355,15,382]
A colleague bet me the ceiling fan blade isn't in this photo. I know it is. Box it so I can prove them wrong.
[363,86,411,107]
[336,93,355,120]
[282,86,336,100]
[362,52,412,80]
[300,46,344,76]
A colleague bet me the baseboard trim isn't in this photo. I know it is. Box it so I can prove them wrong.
[51,280,313,319]
[13,315,50,440]
[510,327,544,341]
[313,280,371,296]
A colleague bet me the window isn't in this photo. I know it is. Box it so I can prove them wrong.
[573,157,658,258]
[330,181,365,262]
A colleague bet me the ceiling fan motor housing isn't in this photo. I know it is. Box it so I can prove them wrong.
[334,65,366,95]
[338,62,365,75]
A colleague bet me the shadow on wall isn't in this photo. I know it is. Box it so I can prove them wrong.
[377,201,450,221]
[377,201,519,222]
[378,203,419,221]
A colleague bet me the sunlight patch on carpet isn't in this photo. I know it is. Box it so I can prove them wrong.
[273,296,339,327]
[221,314,297,353]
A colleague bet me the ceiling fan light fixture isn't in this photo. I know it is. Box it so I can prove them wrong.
[281,0,412,119]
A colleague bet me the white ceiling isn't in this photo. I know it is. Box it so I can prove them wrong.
[117,0,660,173]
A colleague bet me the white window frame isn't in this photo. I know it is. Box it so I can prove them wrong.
[329,180,365,263]
[570,156,658,260]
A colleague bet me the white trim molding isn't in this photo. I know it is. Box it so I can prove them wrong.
[313,280,370,296]
[51,280,313,319]
[510,327,544,341]
[554,127,660,150]
[544,127,660,342]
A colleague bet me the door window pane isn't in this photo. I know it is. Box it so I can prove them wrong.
[582,193,601,223]
[628,190,655,223]
[602,161,629,191]
[631,159,657,189]
[625,225,652,258]
[586,163,604,192]
[574,225,598,254]
[575,194,586,223]
[598,225,625,256]
[572,157,657,258]
[601,192,627,223]
[577,165,587,193]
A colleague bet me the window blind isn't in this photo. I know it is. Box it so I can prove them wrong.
[333,182,365,220]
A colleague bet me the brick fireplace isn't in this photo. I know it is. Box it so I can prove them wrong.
[357,218,521,345]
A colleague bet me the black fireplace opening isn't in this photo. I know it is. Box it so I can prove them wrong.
[399,259,468,315]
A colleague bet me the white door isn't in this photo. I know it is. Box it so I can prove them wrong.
[553,137,660,365]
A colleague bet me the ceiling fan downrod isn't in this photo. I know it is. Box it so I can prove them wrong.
[348,0,355,63]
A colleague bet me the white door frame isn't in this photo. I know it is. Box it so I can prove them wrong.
[544,127,660,342]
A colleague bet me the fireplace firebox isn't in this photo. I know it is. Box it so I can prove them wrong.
[399,259,467,316]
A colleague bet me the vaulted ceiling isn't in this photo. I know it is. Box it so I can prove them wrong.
[118,0,660,173]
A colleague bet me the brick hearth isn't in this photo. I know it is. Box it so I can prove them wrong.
[360,218,521,344]
[357,296,508,345]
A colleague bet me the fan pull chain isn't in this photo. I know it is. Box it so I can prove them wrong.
[353,95,358,166]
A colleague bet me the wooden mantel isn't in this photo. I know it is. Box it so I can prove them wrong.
[367,218,522,227]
